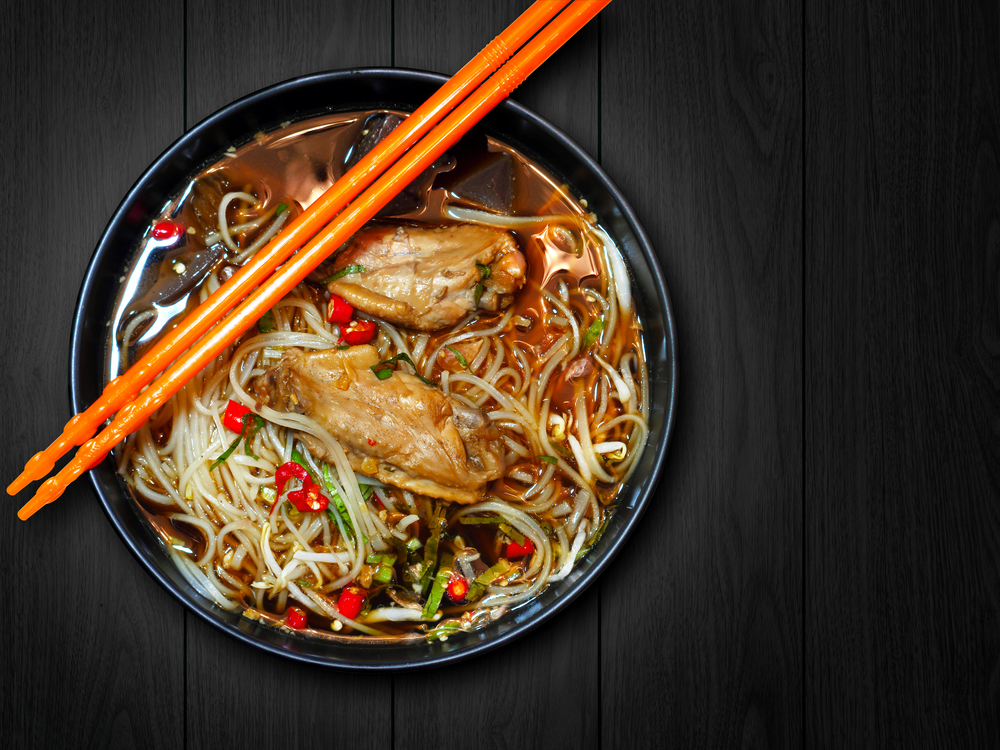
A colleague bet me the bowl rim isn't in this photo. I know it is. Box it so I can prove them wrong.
[70,67,678,671]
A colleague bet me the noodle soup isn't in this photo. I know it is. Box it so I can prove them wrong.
[108,111,648,641]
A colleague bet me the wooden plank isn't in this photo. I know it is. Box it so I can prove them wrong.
[393,3,600,749]
[0,1,186,748]
[600,0,803,747]
[183,3,393,748]
[805,1,1000,745]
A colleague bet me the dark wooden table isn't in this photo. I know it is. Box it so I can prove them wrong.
[2,1,998,748]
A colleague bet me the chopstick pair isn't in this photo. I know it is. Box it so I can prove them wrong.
[13,0,613,520]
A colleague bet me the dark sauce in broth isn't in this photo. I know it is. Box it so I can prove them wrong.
[107,110,640,635]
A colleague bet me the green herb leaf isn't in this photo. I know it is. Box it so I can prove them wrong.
[476,262,491,279]
[539,455,558,465]
[320,264,366,284]
[371,353,437,386]
[243,415,264,458]
[295,579,313,588]
[210,412,262,470]
[257,310,276,333]
[474,282,484,307]
[499,522,526,546]
[446,345,469,369]
[291,447,319,484]
[582,318,604,349]
[275,202,289,217]
[337,344,350,350]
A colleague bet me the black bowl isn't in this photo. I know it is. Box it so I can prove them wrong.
[70,68,677,671]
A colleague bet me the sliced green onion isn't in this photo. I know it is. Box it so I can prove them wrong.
[474,282,484,307]
[476,262,491,279]
[257,310,276,333]
[275,202,289,216]
[582,318,604,349]
[499,522,526,546]
[458,514,504,525]
[406,538,422,551]
[466,559,512,602]
[426,619,464,642]
[539,455,558,465]
[422,555,453,619]
[418,506,447,593]
[259,486,277,505]
[320,263,366,284]
[321,464,356,542]
[373,564,394,584]
[337,344,350,350]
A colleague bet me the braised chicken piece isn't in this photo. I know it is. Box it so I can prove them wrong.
[326,223,526,331]
[257,346,505,503]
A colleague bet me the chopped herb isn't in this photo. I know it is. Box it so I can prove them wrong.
[418,505,447,594]
[499,522,526,546]
[446,346,469,369]
[257,310,276,333]
[337,344,350,350]
[210,413,264,470]
[552,443,574,460]
[426,619,464,642]
[422,554,453,619]
[458,514,504,525]
[373,564,394,584]
[474,282,484,307]
[320,464,356,542]
[320,264,366,284]
[295,579,313,588]
[371,353,437,386]
[466,559,512,602]
[275,202,288,217]
[476,262,491,279]
[582,318,604,349]
[539,455,558,465]
[243,416,264,457]
[290,447,319,484]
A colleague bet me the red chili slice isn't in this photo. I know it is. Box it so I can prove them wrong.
[505,538,535,559]
[287,482,328,513]
[222,399,252,433]
[326,293,354,324]
[339,319,377,346]
[151,220,185,241]
[446,574,469,603]
[275,461,311,496]
[337,586,366,620]
[285,606,307,630]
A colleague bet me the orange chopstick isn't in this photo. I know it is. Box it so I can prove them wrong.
[6,0,570,498]
[19,0,613,520]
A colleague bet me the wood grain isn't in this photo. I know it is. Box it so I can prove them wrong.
[392,3,600,748]
[805,1,1000,745]
[0,1,185,748]
[183,3,393,748]
[599,1,803,747]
